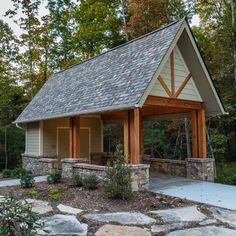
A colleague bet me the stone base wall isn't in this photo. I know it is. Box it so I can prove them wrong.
[61,158,89,178]
[186,158,215,182]
[22,154,59,176]
[129,164,150,191]
[73,163,108,180]
[143,156,215,182]
[143,157,186,177]
[61,159,150,191]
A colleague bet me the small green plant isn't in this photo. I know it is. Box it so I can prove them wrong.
[103,144,133,200]
[47,170,62,184]
[49,187,61,200]
[27,189,38,198]
[20,171,35,188]
[1,169,12,178]
[216,162,236,185]
[0,195,43,236]
[70,173,83,187]
[83,174,99,190]
[11,168,27,178]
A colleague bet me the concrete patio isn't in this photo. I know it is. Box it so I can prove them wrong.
[0,176,47,187]
[149,176,236,210]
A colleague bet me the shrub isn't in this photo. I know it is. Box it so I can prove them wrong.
[103,144,133,200]
[215,162,236,185]
[11,168,27,178]
[83,174,99,190]
[20,171,35,188]
[0,195,43,235]
[27,189,38,198]
[70,173,83,187]
[47,170,62,184]
[49,187,60,200]
[1,169,12,178]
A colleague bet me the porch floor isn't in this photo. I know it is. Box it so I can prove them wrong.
[149,176,236,210]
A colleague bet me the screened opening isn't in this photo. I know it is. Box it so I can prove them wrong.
[143,116,192,160]
[103,121,123,154]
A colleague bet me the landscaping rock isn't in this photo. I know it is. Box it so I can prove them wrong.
[151,222,189,234]
[36,214,88,236]
[150,206,207,223]
[57,204,83,215]
[95,224,151,236]
[24,198,53,215]
[199,218,218,226]
[0,195,5,203]
[167,226,236,236]
[210,207,236,228]
[84,212,156,225]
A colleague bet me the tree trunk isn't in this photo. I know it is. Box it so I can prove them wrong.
[4,128,8,169]
[184,118,191,158]
[174,127,180,158]
[230,0,236,84]
[206,120,215,159]
[120,0,129,41]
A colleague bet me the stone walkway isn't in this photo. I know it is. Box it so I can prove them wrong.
[1,195,236,235]
[150,176,236,210]
[0,175,47,187]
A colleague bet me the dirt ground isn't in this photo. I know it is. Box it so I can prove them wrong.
[0,179,192,213]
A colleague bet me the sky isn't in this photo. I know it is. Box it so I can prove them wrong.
[0,0,200,36]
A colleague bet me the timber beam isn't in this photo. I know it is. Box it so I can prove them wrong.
[144,96,204,110]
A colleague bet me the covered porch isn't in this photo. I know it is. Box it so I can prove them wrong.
[22,95,213,185]
[66,95,207,164]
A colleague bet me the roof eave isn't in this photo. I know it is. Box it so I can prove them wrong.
[14,103,137,124]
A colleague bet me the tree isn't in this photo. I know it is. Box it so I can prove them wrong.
[0,20,26,169]
[126,0,191,39]
[46,0,77,70]
[6,0,42,98]
[194,0,236,161]
[73,0,125,59]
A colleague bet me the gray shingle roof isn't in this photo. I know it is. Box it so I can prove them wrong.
[15,19,184,123]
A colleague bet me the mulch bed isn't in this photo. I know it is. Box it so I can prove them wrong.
[0,179,192,213]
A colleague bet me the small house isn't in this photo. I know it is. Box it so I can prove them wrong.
[15,19,226,190]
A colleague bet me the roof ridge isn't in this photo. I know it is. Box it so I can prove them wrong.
[55,18,185,75]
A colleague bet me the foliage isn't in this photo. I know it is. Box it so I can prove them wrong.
[26,189,38,198]
[126,0,192,38]
[1,0,236,169]
[49,187,60,200]
[11,168,27,178]
[215,162,236,185]
[0,196,42,236]
[70,173,83,187]
[103,123,123,154]
[20,171,35,188]
[103,144,133,200]
[83,174,99,190]
[1,169,11,178]
[47,169,62,184]
[73,0,125,59]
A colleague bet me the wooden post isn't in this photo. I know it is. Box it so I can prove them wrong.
[140,112,144,156]
[123,111,129,162]
[69,118,73,158]
[130,108,141,164]
[197,109,207,158]
[191,110,198,158]
[129,110,134,162]
[69,117,80,158]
